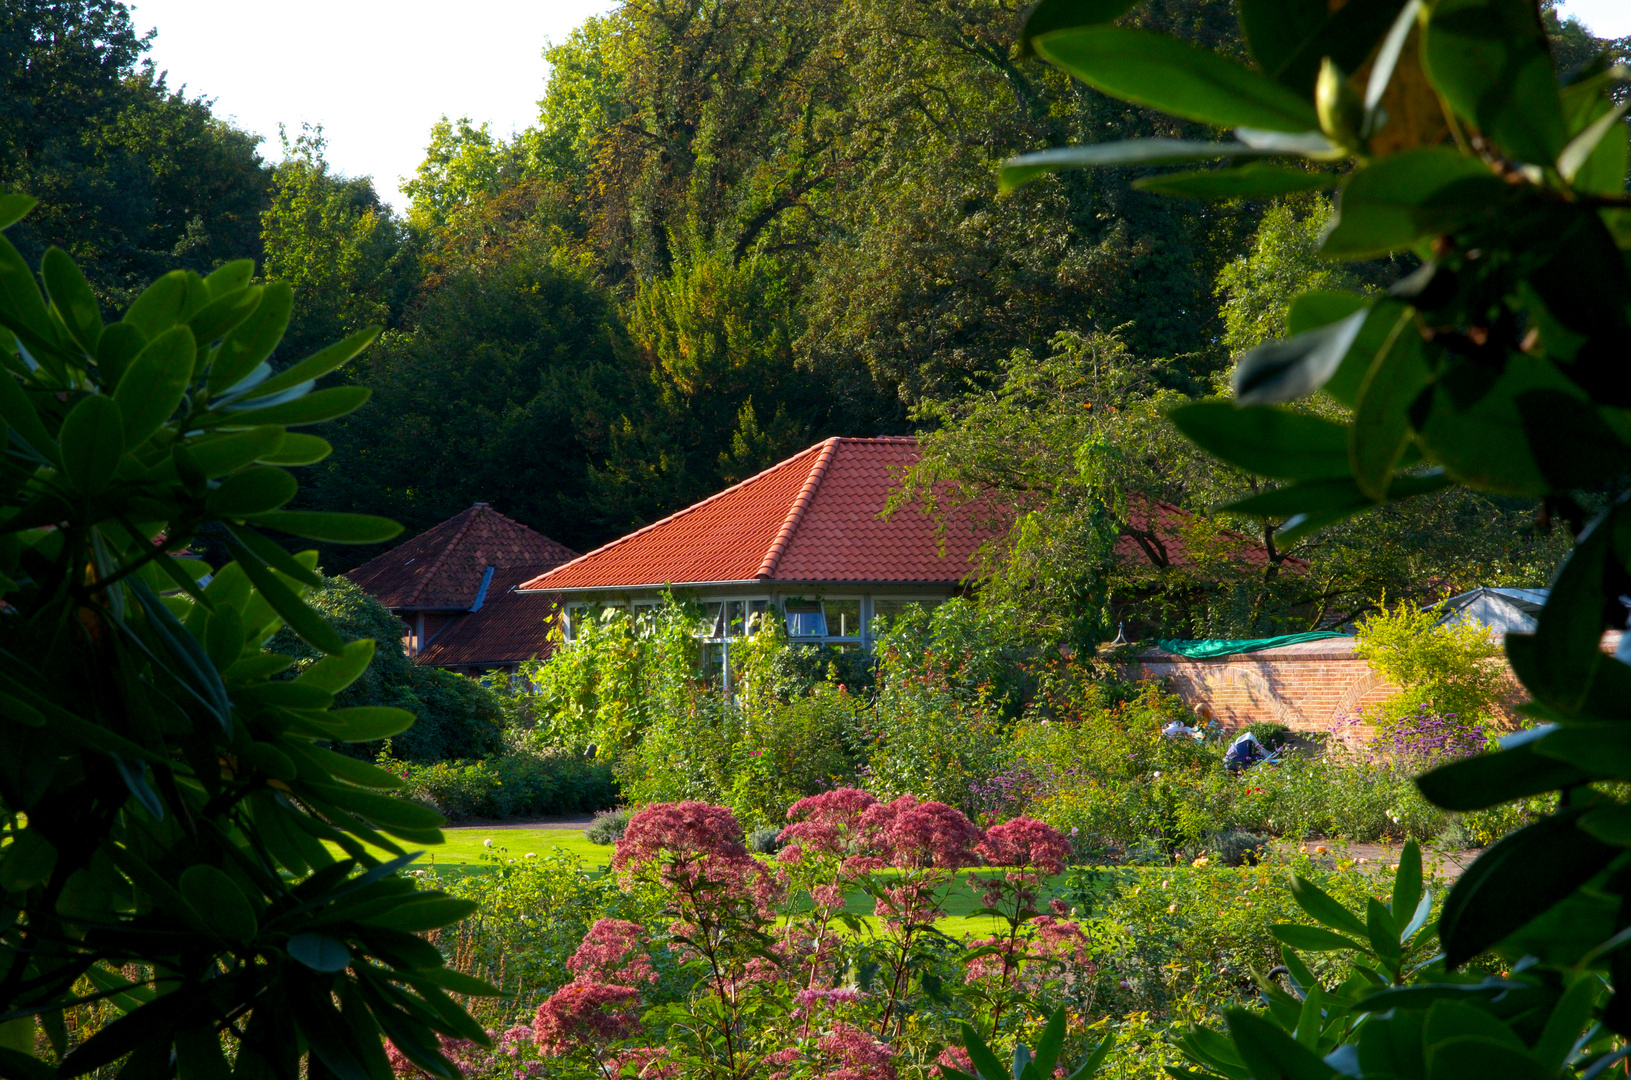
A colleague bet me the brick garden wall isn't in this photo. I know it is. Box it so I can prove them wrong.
[1130,638,1397,745]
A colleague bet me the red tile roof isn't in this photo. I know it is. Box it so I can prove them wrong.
[519,438,1004,592]
[415,568,561,668]
[346,503,579,610]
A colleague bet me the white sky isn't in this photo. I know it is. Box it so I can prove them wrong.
[129,0,1629,212]
[128,1,615,208]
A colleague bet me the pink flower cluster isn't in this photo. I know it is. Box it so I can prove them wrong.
[976,816,1073,877]
[612,801,779,916]
[818,1021,897,1080]
[385,1035,483,1078]
[565,918,657,987]
[857,794,983,869]
[532,982,642,1054]
[781,788,879,855]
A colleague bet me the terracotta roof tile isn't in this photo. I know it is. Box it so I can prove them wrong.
[520,438,1003,592]
[346,504,579,610]
[414,568,561,668]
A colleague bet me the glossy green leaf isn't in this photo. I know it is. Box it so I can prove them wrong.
[241,326,380,401]
[1233,308,1369,404]
[1271,924,1368,952]
[296,639,376,694]
[1424,1036,1548,1080]
[319,707,417,742]
[224,385,370,427]
[1169,401,1351,480]
[122,271,191,339]
[113,326,195,450]
[41,247,102,355]
[1350,307,1429,499]
[1020,0,1141,53]
[1416,735,1601,812]
[0,195,37,230]
[257,433,332,465]
[1000,140,1265,193]
[254,510,403,544]
[1290,875,1371,937]
[206,466,297,518]
[224,522,321,588]
[1437,811,1617,967]
[1226,1010,1337,1080]
[208,282,292,394]
[1322,149,1505,259]
[287,932,352,973]
[298,745,404,790]
[0,234,59,349]
[1535,725,1631,779]
[1391,840,1423,934]
[1559,98,1631,185]
[1528,511,1611,711]
[358,896,474,933]
[203,260,254,298]
[58,395,125,496]
[223,539,345,655]
[1135,162,1337,199]
[1534,977,1602,1071]
[1220,470,1450,517]
[95,321,146,389]
[181,427,285,478]
[1243,0,1407,98]
[187,285,262,347]
[1422,0,1566,167]
[0,829,56,892]
[1035,26,1321,132]
[959,1023,1009,1080]
[178,865,256,941]
[310,784,444,831]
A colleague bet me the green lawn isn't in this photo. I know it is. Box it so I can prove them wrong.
[348,826,1105,939]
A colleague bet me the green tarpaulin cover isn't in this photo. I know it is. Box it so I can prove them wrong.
[1153,632,1348,658]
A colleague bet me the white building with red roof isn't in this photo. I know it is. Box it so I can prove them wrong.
[517,437,1003,652]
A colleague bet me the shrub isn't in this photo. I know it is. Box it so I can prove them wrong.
[391,746,619,821]
[271,575,505,761]
[745,826,782,854]
[1352,598,1510,730]
[585,809,631,846]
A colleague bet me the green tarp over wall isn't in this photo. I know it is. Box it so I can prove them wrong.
[1152,632,1349,659]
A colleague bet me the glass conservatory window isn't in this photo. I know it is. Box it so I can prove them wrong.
[784,598,825,638]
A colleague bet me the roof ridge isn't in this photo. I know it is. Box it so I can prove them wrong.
[405,505,482,606]
[518,440,831,590]
[756,437,839,579]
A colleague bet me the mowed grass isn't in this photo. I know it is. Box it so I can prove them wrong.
[333,825,1099,939]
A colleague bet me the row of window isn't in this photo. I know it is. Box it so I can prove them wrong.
[562,595,936,643]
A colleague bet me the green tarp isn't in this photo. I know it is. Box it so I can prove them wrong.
[1153,631,1349,658]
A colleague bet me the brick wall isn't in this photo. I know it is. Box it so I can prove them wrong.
[1129,638,1396,745]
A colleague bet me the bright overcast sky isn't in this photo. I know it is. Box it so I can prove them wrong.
[130,0,1628,212]
[128,0,615,208]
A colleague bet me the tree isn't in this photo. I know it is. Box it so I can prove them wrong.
[307,241,636,555]
[0,201,495,1077]
[0,0,271,306]
[900,330,1564,643]
[1005,0,1631,1069]
[260,126,415,359]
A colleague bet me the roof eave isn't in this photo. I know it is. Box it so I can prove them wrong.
[519,577,973,594]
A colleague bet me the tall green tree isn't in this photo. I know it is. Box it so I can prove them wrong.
[0,0,271,305]
[260,126,415,359]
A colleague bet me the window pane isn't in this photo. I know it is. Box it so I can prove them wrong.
[825,599,861,638]
[870,599,916,633]
[784,598,825,637]
[748,599,769,634]
[703,601,724,639]
[726,600,746,638]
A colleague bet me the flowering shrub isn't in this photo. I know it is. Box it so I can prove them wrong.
[517,794,1103,1078]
